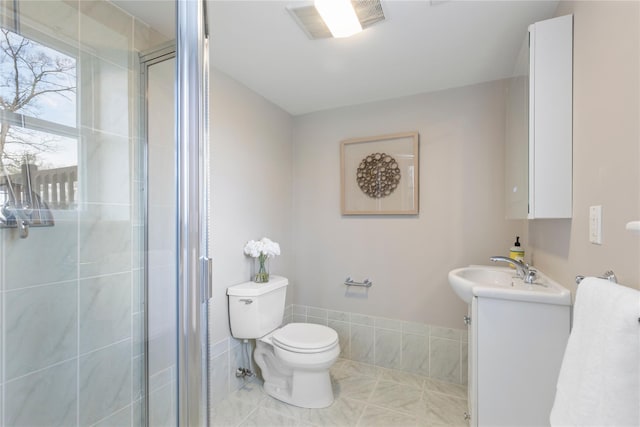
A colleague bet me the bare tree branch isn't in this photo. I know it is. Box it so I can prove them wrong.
[0,27,76,167]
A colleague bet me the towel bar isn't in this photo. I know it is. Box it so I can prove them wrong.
[575,271,639,324]
[344,277,373,288]
[575,270,617,285]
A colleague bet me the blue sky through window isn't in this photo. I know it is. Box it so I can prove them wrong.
[0,26,77,171]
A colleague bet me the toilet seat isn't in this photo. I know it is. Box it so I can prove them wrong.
[272,323,338,354]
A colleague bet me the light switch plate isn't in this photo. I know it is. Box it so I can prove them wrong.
[589,205,602,244]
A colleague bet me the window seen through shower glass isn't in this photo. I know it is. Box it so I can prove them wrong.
[0,26,78,210]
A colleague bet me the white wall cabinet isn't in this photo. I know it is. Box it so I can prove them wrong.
[506,14,573,219]
[468,295,571,426]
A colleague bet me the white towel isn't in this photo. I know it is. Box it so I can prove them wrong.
[550,277,640,426]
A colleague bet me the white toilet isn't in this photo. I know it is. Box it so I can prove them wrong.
[227,276,340,408]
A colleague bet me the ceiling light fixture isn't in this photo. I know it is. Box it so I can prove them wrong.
[314,0,362,38]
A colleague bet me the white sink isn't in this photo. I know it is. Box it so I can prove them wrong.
[448,266,512,303]
[448,265,571,305]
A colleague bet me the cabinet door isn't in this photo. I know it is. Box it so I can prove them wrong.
[475,297,571,426]
[529,14,573,218]
[505,71,530,219]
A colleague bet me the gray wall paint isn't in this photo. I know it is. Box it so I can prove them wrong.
[208,74,525,335]
[209,69,294,343]
[291,80,524,330]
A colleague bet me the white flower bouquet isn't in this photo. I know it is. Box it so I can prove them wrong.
[244,237,281,283]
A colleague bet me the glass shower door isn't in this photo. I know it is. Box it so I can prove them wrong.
[0,0,151,424]
[0,0,215,425]
[145,49,178,426]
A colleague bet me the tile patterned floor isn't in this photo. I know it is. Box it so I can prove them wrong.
[211,359,469,427]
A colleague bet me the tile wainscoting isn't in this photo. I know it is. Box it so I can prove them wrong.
[209,305,467,410]
[209,334,249,408]
[285,305,467,385]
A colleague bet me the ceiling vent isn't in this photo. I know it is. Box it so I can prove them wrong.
[288,0,385,40]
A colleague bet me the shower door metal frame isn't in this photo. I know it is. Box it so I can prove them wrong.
[176,0,211,426]
[138,0,211,423]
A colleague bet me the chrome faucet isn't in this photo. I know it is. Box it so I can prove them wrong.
[489,256,532,281]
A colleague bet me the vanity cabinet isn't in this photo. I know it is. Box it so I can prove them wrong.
[505,14,573,219]
[467,295,571,426]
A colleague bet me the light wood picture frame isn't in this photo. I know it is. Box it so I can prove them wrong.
[341,132,419,215]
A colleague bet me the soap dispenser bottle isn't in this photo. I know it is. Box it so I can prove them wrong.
[509,236,525,263]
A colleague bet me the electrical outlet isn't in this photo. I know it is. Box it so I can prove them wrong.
[589,205,602,244]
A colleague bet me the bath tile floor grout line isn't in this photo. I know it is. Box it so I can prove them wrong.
[213,358,469,427]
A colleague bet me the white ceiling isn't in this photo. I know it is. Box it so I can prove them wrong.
[114,0,559,116]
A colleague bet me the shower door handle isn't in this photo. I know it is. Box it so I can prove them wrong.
[200,256,212,303]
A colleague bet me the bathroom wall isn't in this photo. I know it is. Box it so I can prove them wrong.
[209,68,294,344]
[528,1,640,291]
[291,80,524,330]
[210,68,293,342]
[205,70,524,405]
[207,68,294,404]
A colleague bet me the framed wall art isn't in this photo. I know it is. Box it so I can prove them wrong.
[341,132,419,215]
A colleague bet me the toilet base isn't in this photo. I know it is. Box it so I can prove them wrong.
[264,369,334,409]
[254,337,339,409]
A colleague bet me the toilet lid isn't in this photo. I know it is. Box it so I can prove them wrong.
[272,323,338,353]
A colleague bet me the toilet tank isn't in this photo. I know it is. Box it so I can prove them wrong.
[227,276,288,339]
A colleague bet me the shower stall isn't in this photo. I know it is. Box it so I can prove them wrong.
[0,0,209,425]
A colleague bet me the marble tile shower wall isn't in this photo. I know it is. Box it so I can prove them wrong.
[0,1,167,427]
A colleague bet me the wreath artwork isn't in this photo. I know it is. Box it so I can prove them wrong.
[356,152,401,199]
[341,132,418,215]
